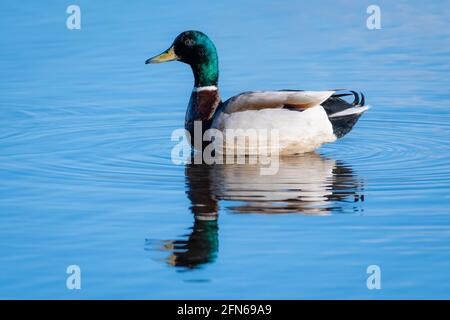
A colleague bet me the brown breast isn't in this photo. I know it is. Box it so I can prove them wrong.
[185,89,221,146]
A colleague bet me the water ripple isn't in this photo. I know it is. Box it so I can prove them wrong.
[1,106,449,214]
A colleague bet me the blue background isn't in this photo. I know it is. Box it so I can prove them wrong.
[0,0,449,299]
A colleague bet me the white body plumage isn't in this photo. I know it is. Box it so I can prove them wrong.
[212,105,337,155]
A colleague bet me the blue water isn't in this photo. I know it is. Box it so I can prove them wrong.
[1,0,450,299]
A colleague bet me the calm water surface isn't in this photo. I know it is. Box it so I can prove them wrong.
[1,1,450,299]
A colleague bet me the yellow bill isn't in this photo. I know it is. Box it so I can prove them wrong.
[145,46,178,64]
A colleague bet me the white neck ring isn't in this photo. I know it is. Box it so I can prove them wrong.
[193,86,218,92]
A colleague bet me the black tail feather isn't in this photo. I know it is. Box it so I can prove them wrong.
[349,91,359,105]
[321,89,367,138]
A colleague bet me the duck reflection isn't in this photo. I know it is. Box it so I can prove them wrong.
[205,153,364,215]
[150,152,364,269]
[154,219,219,269]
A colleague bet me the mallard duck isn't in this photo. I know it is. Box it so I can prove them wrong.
[146,31,368,155]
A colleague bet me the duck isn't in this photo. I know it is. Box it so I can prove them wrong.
[145,30,369,155]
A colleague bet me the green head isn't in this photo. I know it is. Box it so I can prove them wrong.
[146,31,219,87]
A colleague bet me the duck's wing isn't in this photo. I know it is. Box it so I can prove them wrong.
[221,90,334,114]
